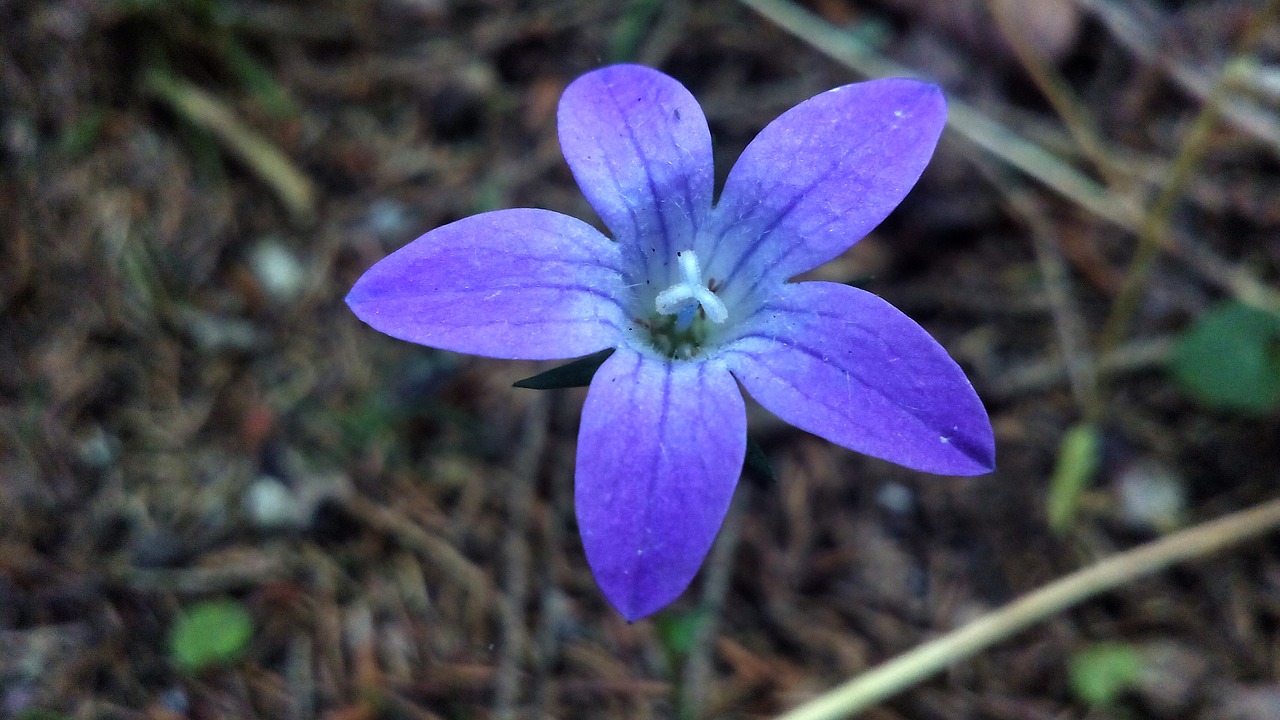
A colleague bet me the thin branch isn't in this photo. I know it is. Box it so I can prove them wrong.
[1076,0,1280,159]
[736,0,1137,227]
[737,0,1280,315]
[494,395,550,720]
[776,497,1280,720]
[142,70,316,226]
[985,0,1121,189]
[1096,0,1280,355]
[972,157,1099,415]
[679,485,751,718]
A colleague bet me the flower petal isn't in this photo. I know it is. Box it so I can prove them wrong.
[347,209,628,360]
[709,79,946,286]
[558,65,714,281]
[575,348,745,621]
[724,282,994,475]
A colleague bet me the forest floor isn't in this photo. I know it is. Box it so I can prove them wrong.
[3,0,1280,718]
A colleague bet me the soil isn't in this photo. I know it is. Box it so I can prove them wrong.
[2,1,1279,718]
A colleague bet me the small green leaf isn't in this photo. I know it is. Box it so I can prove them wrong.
[169,599,253,673]
[513,348,614,390]
[1047,423,1100,533]
[59,109,108,157]
[655,607,709,659]
[1069,642,1144,707]
[1171,301,1280,414]
[608,0,663,63]
[221,40,298,119]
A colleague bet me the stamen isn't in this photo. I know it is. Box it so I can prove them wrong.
[654,250,728,324]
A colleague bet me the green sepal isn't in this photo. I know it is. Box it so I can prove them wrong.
[513,348,615,390]
[744,435,776,485]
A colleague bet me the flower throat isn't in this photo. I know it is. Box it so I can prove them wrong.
[646,249,726,359]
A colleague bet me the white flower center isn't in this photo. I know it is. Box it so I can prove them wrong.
[653,249,727,328]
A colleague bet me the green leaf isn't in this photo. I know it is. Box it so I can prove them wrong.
[59,109,108,157]
[608,0,663,63]
[655,607,709,659]
[169,599,253,673]
[1171,301,1280,414]
[1047,423,1100,534]
[513,348,614,390]
[1069,642,1144,707]
[221,40,298,119]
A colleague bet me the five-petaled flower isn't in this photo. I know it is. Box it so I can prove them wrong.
[347,65,995,621]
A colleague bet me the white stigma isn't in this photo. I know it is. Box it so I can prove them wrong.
[654,249,728,325]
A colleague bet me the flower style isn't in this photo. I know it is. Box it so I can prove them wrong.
[347,65,995,621]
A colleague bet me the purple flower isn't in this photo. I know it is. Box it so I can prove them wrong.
[347,65,994,621]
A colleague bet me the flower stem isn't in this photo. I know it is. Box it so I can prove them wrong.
[775,497,1280,720]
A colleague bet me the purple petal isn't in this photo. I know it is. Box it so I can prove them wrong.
[709,79,946,285]
[558,65,713,280]
[347,209,629,360]
[576,348,745,621]
[724,282,993,476]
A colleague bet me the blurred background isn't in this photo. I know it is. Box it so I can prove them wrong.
[3,0,1280,718]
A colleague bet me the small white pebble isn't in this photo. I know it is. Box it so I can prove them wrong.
[249,238,306,304]
[365,198,413,239]
[74,426,118,468]
[876,481,915,515]
[245,476,304,530]
[1117,461,1186,531]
